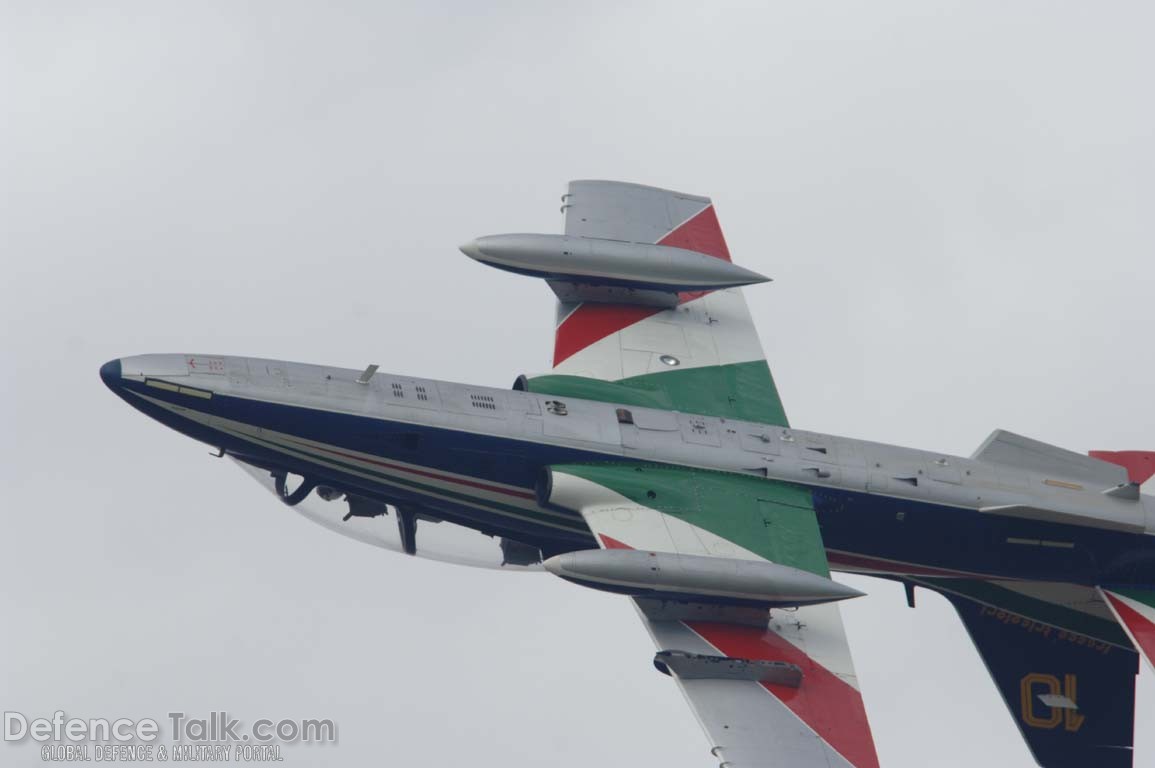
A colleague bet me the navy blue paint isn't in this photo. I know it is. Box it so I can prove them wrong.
[812,488,1155,587]
[104,370,1155,587]
[943,591,1138,768]
[99,358,122,387]
[107,377,602,548]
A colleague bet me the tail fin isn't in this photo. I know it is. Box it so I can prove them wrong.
[1089,451,1155,490]
[1090,450,1155,496]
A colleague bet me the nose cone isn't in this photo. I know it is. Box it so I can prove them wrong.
[458,238,485,261]
[99,358,122,390]
[542,553,577,577]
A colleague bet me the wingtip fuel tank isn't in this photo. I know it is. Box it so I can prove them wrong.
[543,548,864,608]
[460,233,769,304]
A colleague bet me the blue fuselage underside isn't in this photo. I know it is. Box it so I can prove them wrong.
[117,379,1155,586]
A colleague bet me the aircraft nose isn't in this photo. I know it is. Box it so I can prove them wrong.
[99,358,122,390]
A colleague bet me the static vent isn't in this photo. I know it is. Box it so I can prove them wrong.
[470,393,497,411]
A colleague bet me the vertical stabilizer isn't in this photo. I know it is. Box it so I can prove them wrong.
[1089,451,1155,494]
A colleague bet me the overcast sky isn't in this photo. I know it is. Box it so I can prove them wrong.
[3,2,1154,766]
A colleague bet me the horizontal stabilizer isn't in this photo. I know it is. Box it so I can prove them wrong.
[972,429,1128,488]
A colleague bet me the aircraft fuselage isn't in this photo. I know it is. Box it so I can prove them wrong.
[101,353,1155,587]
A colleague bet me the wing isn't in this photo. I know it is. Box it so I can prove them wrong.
[911,578,1139,768]
[521,180,788,426]
[545,463,880,768]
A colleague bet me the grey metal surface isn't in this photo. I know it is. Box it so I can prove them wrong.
[563,180,712,244]
[635,598,771,627]
[110,354,1155,538]
[461,233,767,288]
[546,281,683,308]
[655,650,804,687]
[972,428,1128,487]
[543,548,864,606]
[641,612,856,768]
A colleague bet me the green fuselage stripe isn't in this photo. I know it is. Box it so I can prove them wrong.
[552,462,827,576]
[527,360,789,426]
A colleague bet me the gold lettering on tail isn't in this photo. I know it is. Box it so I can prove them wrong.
[1019,673,1083,732]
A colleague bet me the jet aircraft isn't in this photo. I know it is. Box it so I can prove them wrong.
[102,181,1155,767]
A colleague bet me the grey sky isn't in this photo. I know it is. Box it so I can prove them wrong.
[2,2,1153,766]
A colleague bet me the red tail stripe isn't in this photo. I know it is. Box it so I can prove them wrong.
[554,304,659,366]
[1104,593,1155,659]
[658,205,731,262]
[686,621,880,768]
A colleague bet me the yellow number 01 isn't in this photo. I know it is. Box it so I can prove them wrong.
[1020,673,1085,732]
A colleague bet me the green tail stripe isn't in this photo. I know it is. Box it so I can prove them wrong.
[553,462,826,576]
[1110,587,1155,610]
[917,578,1133,648]
[527,360,789,426]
